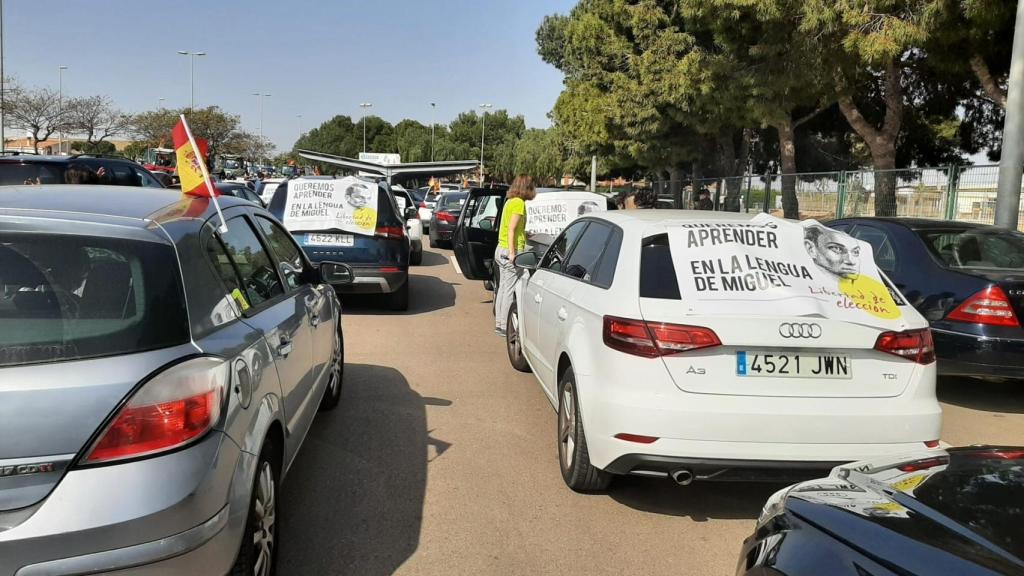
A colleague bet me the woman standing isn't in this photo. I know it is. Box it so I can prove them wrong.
[494,175,537,336]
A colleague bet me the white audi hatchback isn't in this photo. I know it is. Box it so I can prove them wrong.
[506,210,942,491]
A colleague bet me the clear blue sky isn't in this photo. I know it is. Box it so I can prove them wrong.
[5,0,575,152]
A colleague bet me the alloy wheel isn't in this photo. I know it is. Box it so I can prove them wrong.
[559,383,576,470]
[329,330,342,397]
[507,309,521,361]
[252,461,276,576]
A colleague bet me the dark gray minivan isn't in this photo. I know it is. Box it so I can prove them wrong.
[0,186,350,575]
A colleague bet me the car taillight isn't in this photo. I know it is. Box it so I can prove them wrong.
[82,357,228,464]
[603,316,721,358]
[418,201,427,209]
[375,225,405,239]
[435,212,456,224]
[874,328,936,364]
[897,455,948,472]
[946,286,1020,327]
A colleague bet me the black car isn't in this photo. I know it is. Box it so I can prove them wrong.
[0,153,165,188]
[215,181,265,207]
[828,218,1024,379]
[268,177,415,310]
[429,190,468,248]
[739,446,1024,575]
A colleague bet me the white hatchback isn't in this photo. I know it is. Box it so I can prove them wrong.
[506,210,942,491]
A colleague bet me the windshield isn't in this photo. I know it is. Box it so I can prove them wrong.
[0,233,189,366]
[918,229,1024,270]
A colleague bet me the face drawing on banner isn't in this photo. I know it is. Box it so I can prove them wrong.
[345,182,373,209]
[578,201,601,216]
[804,225,861,279]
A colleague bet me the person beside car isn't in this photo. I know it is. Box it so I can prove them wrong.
[494,175,537,337]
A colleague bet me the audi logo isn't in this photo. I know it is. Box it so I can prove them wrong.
[779,323,822,339]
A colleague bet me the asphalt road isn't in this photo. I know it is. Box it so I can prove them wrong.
[279,246,1024,576]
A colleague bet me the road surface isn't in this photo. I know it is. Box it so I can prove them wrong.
[279,246,1024,576]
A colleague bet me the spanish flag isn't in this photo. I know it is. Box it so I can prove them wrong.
[172,119,219,198]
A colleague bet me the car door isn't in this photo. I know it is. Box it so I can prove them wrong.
[453,189,506,280]
[525,221,588,391]
[254,214,335,387]
[214,212,317,449]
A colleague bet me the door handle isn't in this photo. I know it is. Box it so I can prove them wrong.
[277,339,293,357]
[557,307,568,321]
[534,293,543,304]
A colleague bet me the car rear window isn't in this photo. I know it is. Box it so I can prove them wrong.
[918,229,1024,270]
[0,233,190,366]
[439,193,468,211]
[640,234,681,299]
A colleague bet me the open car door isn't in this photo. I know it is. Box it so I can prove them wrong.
[453,187,507,280]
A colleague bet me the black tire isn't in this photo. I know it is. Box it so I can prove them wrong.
[506,301,531,373]
[230,438,280,576]
[429,234,438,249]
[388,279,410,311]
[318,322,344,411]
[557,367,612,492]
[410,245,423,266]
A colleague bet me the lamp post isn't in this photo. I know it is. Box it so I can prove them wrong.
[478,103,492,184]
[57,65,67,155]
[1,0,6,152]
[158,97,166,109]
[995,0,1024,230]
[359,102,372,153]
[296,114,303,138]
[430,102,436,162]
[252,93,271,140]
[177,51,206,113]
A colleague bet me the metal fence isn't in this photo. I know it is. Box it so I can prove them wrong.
[626,164,1023,228]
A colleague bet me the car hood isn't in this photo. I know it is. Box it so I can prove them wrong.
[781,447,1024,574]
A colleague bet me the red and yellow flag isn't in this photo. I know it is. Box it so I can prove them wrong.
[171,119,219,197]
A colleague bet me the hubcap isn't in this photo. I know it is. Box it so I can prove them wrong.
[252,461,276,576]
[508,310,521,360]
[559,383,576,470]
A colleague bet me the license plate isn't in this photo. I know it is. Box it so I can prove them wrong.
[736,352,851,379]
[304,233,354,247]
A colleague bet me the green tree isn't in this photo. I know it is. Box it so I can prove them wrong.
[514,128,565,185]
[130,106,243,158]
[69,140,117,155]
[447,110,525,182]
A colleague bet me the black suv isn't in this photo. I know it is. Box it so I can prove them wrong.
[0,153,165,187]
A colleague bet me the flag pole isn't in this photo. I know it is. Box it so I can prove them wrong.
[179,114,228,233]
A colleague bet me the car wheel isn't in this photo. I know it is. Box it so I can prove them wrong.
[318,322,344,411]
[558,367,611,492]
[429,234,438,249]
[388,279,410,311]
[410,246,423,266]
[507,301,531,373]
[231,440,279,576]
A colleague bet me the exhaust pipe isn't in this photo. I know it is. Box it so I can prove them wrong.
[670,468,694,486]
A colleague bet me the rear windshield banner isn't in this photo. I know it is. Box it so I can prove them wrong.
[667,214,903,324]
[282,177,378,235]
[525,194,606,236]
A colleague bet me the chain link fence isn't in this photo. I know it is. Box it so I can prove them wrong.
[620,164,1023,228]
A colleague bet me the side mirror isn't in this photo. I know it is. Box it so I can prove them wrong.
[404,206,418,220]
[479,219,494,231]
[513,251,539,272]
[319,261,354,285]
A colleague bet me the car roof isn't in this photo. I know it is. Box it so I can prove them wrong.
[0,185,249,223]
[838,216,993,231]
[595,209,759,227]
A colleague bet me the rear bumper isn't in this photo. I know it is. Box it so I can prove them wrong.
[333,267,407,295]
[431,223,455,240]
[604,454,848,483]
[932,327,1024,378]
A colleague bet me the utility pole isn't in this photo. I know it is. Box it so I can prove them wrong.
[252,93,270,139]
[57,66,67,155]
[177,51,206,114]
[995,0,1024,230]
[430,102,436,162]
[479,103,491,184]
[360,102,372,153]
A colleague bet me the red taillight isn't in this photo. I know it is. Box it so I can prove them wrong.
[603,316,721,358]
[435,211,457,224]
[946,286,1020,327]
[418,201,427,209]
[614,433,659,444]
[897,454,947,472]
[874,328,936,364]
[83,358,227,464]
[375,225,405,239]
[379,266,401,273]
[924,440,941,448]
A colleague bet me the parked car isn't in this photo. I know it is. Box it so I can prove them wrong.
[216,181,265,206]
[419,189,443,228]
[268,177,415,310]
[829,218,1024,379]
[391,185,424,265]
[257,177,287,204]
[0,185,350,575]
[738,446,1024,575]
[0,153,165,188]
[429,190,468,248]
[504,210,941,492]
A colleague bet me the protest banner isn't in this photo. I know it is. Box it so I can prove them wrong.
[525,191,607,236]
[666,213,904,325]
[282,176,378,235]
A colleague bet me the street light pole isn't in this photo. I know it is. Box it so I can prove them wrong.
[58,65,67,155]
[1,0,6,152]
[296,114,303,138]
[252,93,270,140]
[359,102,372,153]
[430,102,436,162]
[478,103,491,184]
[177,51,206,113]
[158,97,166,109]
[995,0,1024,230]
